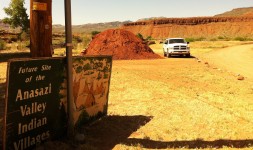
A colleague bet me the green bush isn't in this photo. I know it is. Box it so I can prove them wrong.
[185,38,196,42]
[73,35,83,43]
[185,37,206,42]
[195,37,206,41]
[210,38,218,41]
[17,40,30,50]
[217,36,231,41]
[0,40,7,50]
[82,35,91,49]
[136,33,144,40]
[20,31,29,41]
[145,36,153,41]
[217,36,225,40]
[234,37,252,41]
[147,41,156,45]
[91,31,101,37]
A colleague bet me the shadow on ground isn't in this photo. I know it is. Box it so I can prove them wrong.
[0,82,6,149]
[0,52,30,62]
[0,82,6,118]
[166,55,196,59]
[122,138,253,149]
[82,115,153,150]
[80,115,252,149]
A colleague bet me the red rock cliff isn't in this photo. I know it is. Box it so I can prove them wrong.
[121,17,253,39]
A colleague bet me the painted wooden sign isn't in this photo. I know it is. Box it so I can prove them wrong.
[4,58,67,150]
[3,56,112,149]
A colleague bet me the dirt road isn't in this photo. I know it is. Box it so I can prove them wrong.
[201,44,253,80]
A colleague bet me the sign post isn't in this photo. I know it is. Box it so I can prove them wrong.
[3,58,67,150]
[64,0,75,137]
[30,0,52,57]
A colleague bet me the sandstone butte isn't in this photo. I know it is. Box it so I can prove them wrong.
[121,16,253,39]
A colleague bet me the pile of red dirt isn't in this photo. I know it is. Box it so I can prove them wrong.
[81,29,162,60]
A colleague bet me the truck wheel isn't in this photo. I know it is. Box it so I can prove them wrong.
[164,52,166,57]
[186,54,190,58]
[167,53,171,58]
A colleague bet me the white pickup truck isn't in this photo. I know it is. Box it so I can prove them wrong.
[163,38,190,57]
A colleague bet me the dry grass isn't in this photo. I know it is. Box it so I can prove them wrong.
[107,59,253,150]
[1,41,253,149]
[189,41,253,57]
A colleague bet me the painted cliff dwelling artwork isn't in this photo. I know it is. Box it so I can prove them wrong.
[72,56,112,128]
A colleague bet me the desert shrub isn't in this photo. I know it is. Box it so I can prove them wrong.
[217,36,231,41]
[234,37,252,41]
[20,31,29,41]
[82,35,91,49]
[147,41,156,45]
[210,38,218,41]
[73,35,83,43]
[53,38,65,49]
[91,31,100,37]
[145,36,153,41]
[136,33,144,40]
[186,37,206,42]
[72,38,78,49]
[195,37,206,41]
[185,38,195,42]
[218,36,225,40]
[10,37,18,42]
[17,39,30,50]
[0,40,7,50]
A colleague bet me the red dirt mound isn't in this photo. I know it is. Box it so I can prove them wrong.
[81,29,162,60]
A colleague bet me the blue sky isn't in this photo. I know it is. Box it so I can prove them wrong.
[0,0,252,25]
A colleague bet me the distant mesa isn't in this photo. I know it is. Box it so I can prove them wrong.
[214,7,253,17]
[81,29,162,60]
[1,7,253,41]
[121,7,253,39]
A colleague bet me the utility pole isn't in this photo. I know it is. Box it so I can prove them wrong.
[30,0,52,57]
[65,0,74,137]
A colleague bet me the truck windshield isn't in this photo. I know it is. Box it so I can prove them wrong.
[169,39,186,44]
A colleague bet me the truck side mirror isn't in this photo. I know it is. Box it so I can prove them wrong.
[187,42,190,44]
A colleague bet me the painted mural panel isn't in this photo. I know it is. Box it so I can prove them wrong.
[71,56,112,129]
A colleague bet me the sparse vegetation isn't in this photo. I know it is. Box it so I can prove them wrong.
[185,37,206,42]
[91,31,101,37]
[136,33,144,40]
[82,35,92,49]
[234,36,253,41]
[0,40,6,50]
[218,36,226,40]
[145,35,153,41]
[184,36,253,42]
[136,34,156,45]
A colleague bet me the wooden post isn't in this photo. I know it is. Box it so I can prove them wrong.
[30,0,52,57]
[65,0,74,137]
